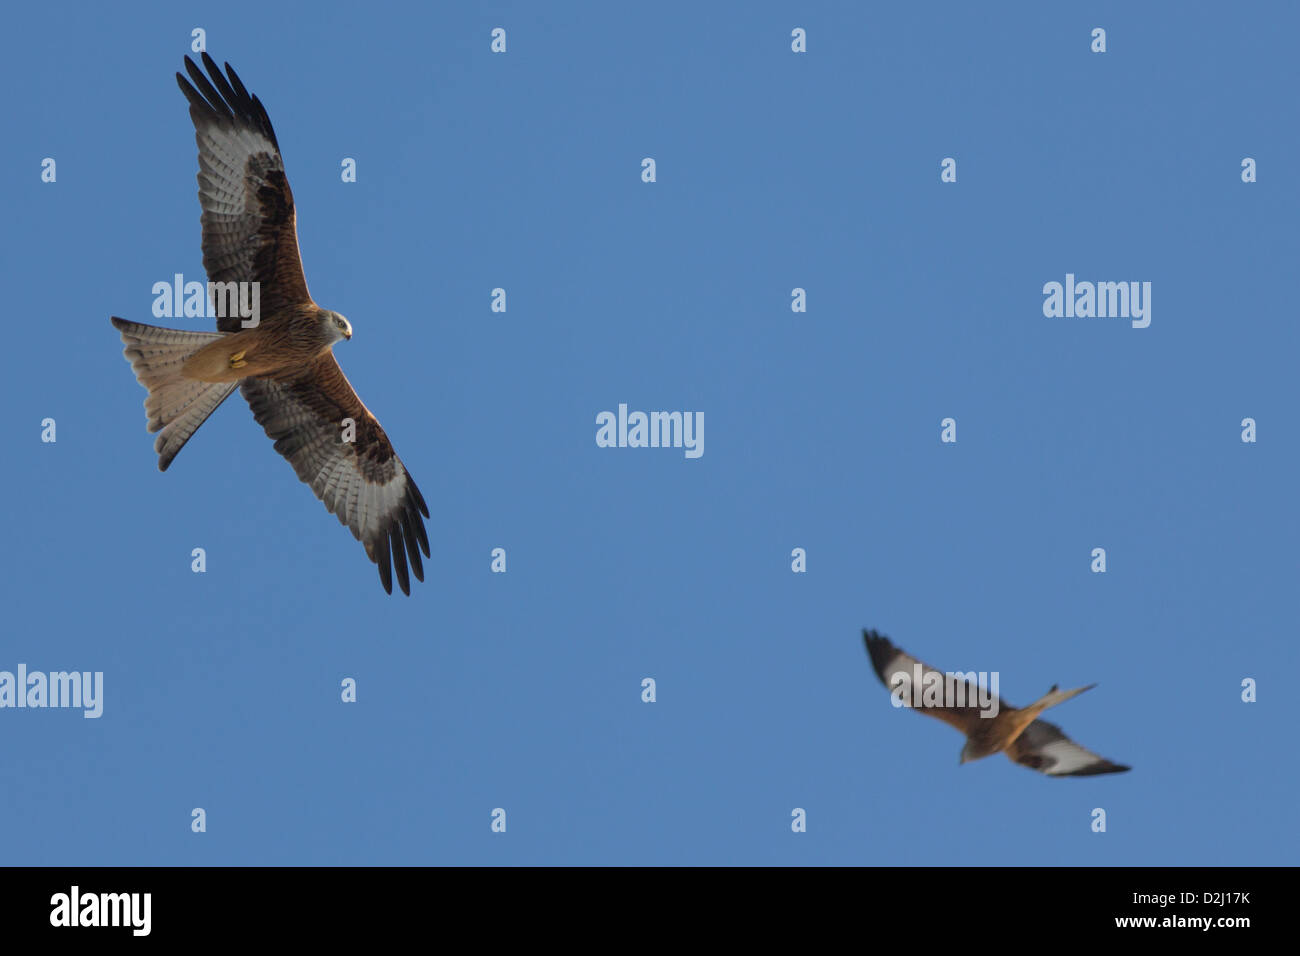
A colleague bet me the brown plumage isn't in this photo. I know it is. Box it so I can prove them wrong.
[862,629,1130,777]
[110,53,430,595]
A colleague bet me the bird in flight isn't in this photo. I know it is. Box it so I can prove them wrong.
[862,629,1130,776]
[110,53,429,595]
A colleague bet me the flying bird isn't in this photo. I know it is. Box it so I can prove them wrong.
[862,629,1130,777]
[110,53,429,595]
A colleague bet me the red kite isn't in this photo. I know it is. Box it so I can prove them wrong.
[863,630,1130,776]
[110,54,429,594]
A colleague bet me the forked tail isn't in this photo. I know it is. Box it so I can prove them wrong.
[110,317,238,470]
[1025,682,1097,717]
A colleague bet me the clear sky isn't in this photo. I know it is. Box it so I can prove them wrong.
[1,1,1295,865]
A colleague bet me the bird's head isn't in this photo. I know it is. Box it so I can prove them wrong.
[323,310,352,343]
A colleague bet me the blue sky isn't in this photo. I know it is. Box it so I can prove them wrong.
[1,1,1296,865]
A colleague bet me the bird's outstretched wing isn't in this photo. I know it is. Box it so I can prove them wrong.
[1005,718,1131,777]
[176,52,313,326]
[862,629,997,737]
[241,356,431,595]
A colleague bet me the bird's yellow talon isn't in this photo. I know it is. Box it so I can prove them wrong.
[229,349,247,369]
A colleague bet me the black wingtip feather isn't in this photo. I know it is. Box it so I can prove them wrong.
[225,62,253,102]
[404,495,431,559]
[402,512,425,582]
[183,56,228,119]
[176,71,216,122]
[390,525,410,596]
[176,53,280,148]
[1061,762,1132,777]
[407,476,430,519]
[202,58,244,118]
[376,537,393,594]
[415,516,430,558]
[862,629,898,682]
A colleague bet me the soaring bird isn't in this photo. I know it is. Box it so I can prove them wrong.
[110,53,429,595]
[862,629,1130,776]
